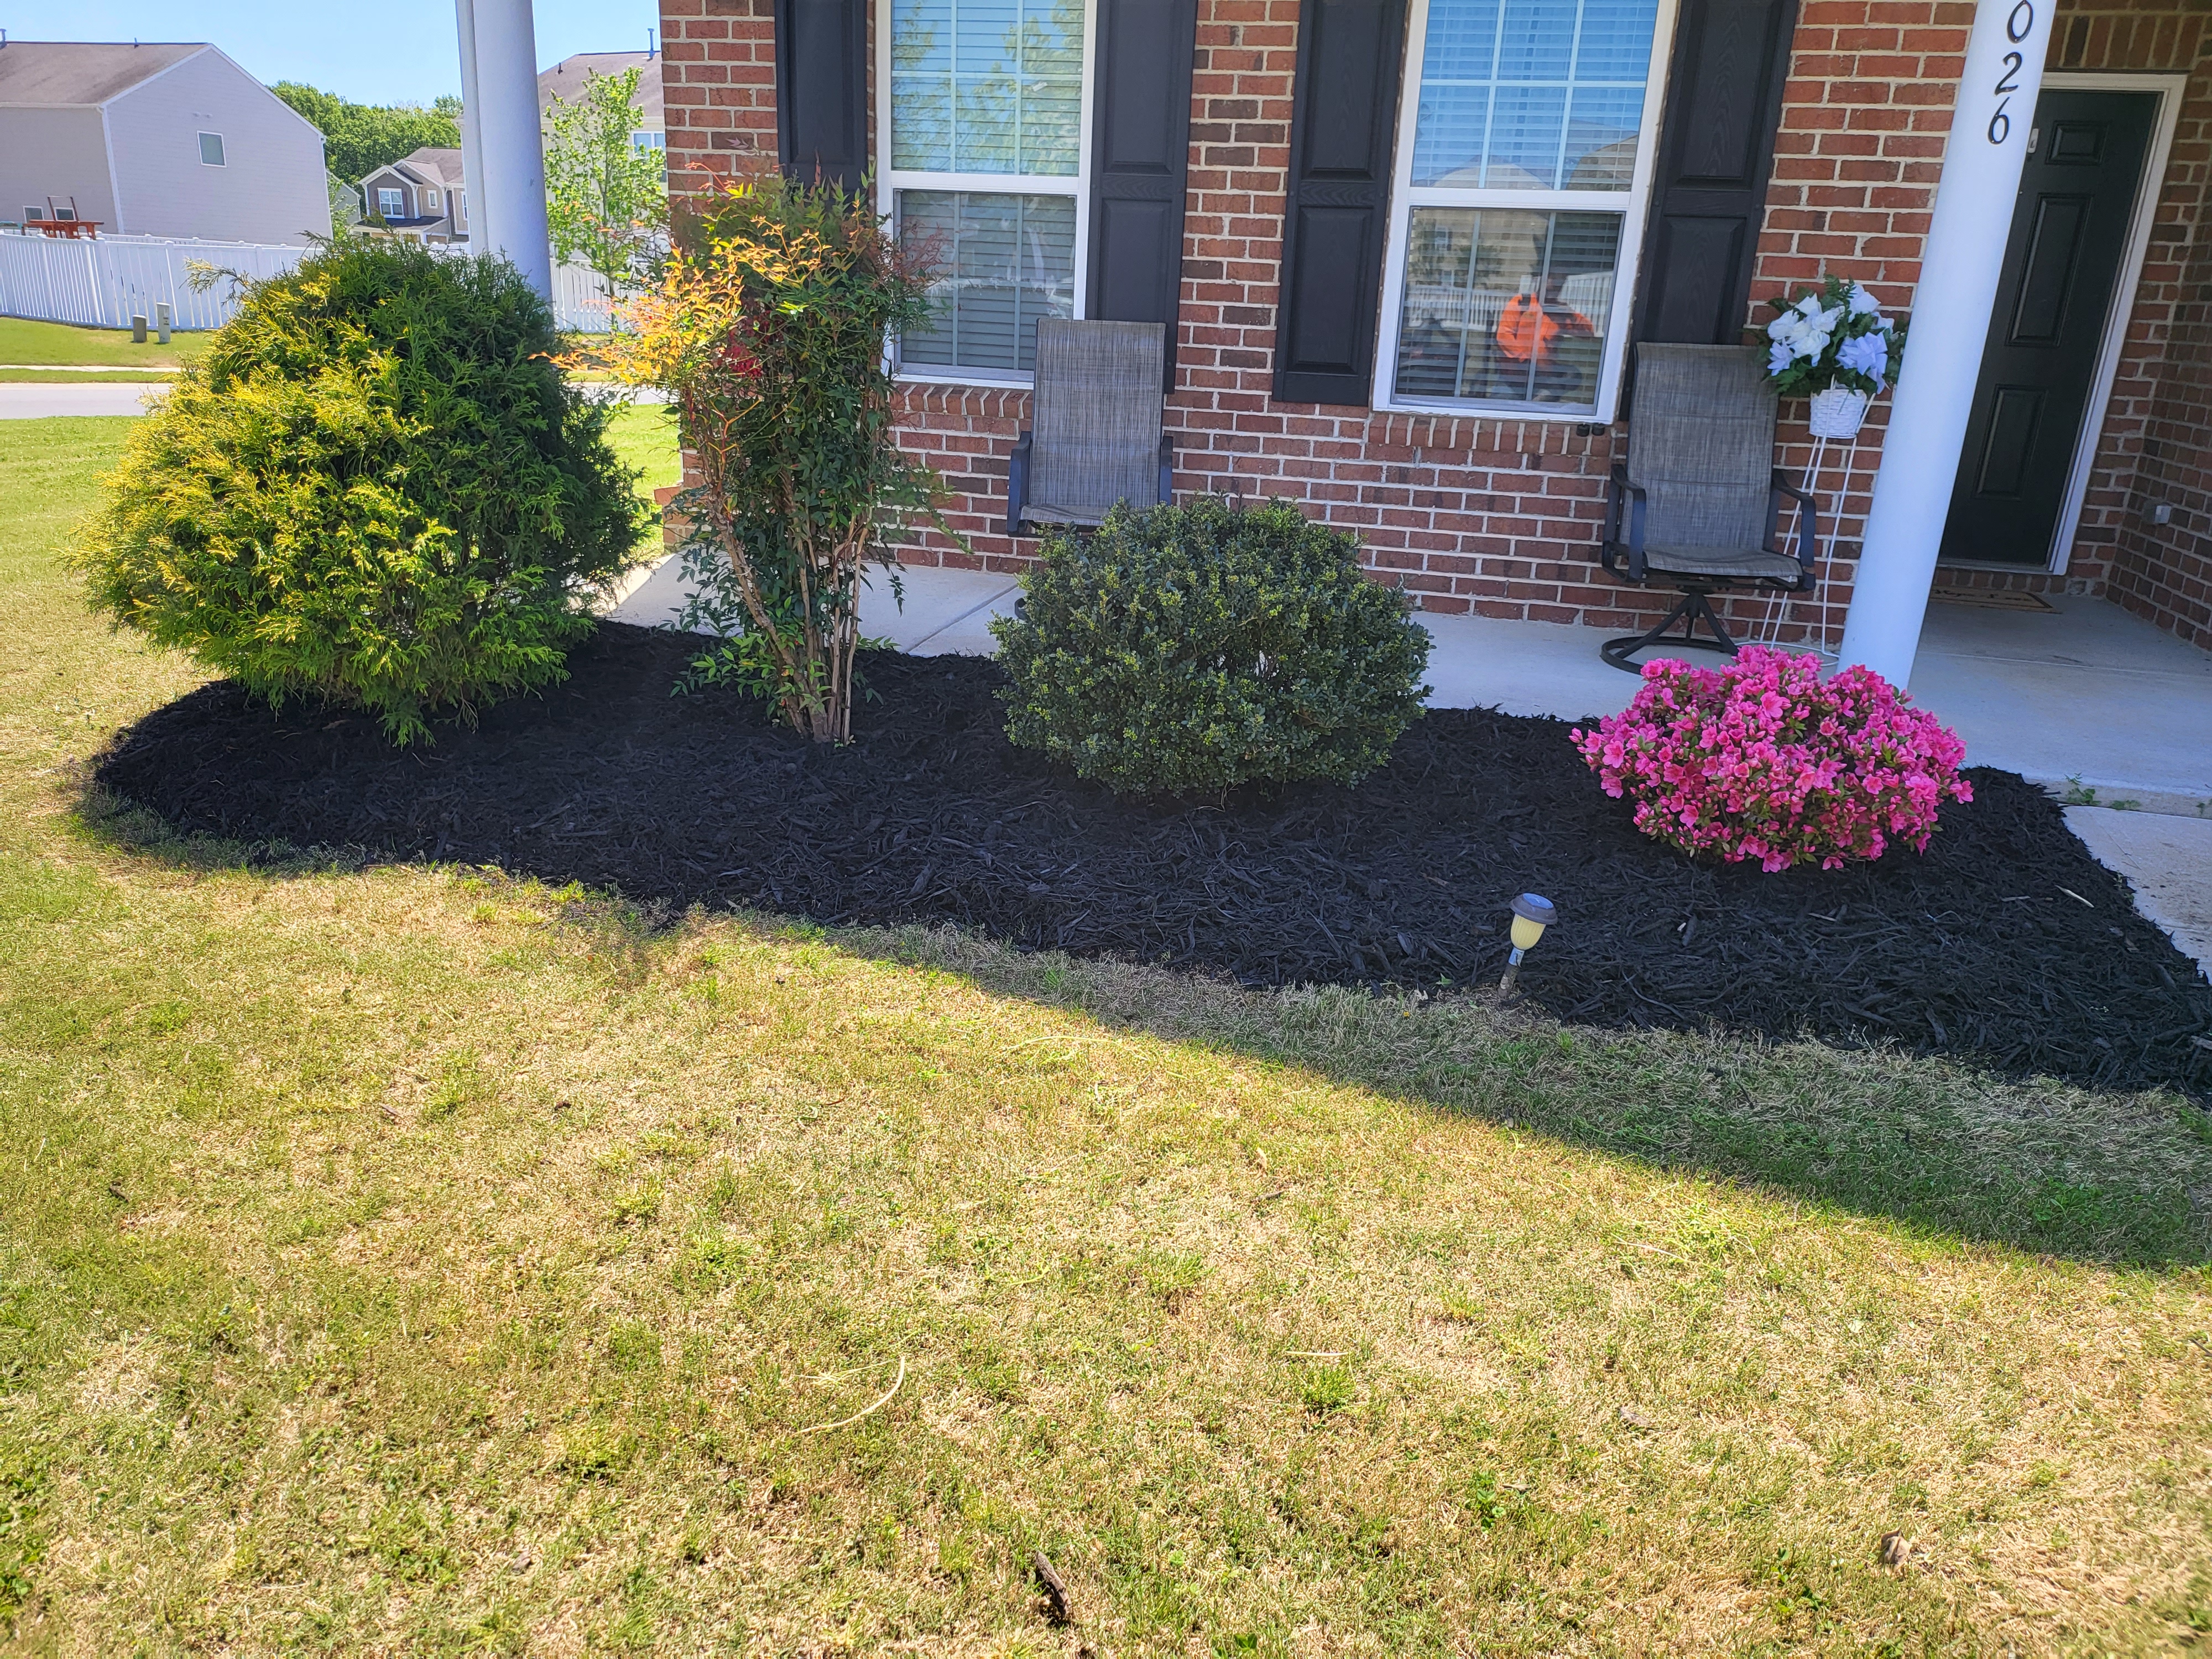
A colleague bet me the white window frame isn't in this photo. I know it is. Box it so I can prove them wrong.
[377,186,406,219]
[875,0,1101,387]
[198,131,226,167]
[425,187,441,210]
[1370,0,1680,422]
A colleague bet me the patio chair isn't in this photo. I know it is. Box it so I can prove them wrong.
[1598,342,1819,672]
[1005,319,1175,536]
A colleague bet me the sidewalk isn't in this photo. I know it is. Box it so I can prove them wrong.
[0,382,170,418]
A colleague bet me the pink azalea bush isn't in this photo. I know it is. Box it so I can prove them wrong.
[1571,646,1972,872]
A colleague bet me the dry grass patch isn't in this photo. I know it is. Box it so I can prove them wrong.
[2,417,2209,1654]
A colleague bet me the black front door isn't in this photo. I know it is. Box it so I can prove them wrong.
[1940,89,2157,566]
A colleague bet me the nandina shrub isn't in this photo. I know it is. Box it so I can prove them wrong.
[577,175,941,742]
[74,240,647,745]
[1571,646,1971,872]
[992,497,1431,795]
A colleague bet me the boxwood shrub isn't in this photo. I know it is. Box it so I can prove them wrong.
[73,241,646,743]
[991,497,1431,795]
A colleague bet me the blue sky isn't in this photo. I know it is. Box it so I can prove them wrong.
[1,0,663,105]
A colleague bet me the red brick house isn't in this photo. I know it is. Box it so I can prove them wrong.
[650,0,2212,677]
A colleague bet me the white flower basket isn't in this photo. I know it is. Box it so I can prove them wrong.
[1807,385,1870,439]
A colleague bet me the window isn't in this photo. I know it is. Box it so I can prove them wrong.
[199,132,225,167]
[631,129,666,154]
[425,187,441,210]
[1374,0,1672,418]
[879,0,1092,380]
[377,187,405,219]
[22,207,41,223]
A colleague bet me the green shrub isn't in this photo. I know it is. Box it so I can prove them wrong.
[991,497,1431,795]
[72,240,647,743]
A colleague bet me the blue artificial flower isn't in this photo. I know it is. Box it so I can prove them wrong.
[1848,282,1884,317]
[1837,331,1890,389]
[1768,341,1796,377]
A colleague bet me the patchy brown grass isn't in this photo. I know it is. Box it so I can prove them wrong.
[2,419,2209,1655]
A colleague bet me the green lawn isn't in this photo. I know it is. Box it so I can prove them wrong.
[603,401,682,499]
[0,316,208,380]
[2,418,2209,1653]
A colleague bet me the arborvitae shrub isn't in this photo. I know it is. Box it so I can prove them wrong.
[992,497,1431,795]
[74,241,646,743]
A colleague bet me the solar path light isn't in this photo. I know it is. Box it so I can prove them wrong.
[1498,894,1557,993]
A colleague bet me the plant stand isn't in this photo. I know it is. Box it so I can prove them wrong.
[1752,431,1858,658]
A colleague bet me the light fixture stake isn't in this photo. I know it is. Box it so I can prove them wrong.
[1498,893,1557,993]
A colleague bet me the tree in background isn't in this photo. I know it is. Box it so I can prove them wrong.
[543,67,668,307]
[273,84,463,185]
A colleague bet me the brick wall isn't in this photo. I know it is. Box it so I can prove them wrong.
[655,0,2212,652]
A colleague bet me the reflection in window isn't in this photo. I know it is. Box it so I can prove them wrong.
[887,0,1089,377]
[1384,0,1662,413]
[898,191,1076,373]
[891,0,1086,176]
[1395,210,1619,406]
[1409,0,1656,189]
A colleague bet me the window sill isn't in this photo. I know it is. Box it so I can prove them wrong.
[1373,395,1611,425]
[895,369,1035,393]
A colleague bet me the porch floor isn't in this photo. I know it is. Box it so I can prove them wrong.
[612,561,2212,815]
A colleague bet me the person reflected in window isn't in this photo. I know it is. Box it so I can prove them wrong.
[1494,273,1598,403]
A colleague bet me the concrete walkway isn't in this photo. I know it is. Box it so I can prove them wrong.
[616,561,2212,806]
[0,382,170,418]
[2065,807,2212,972]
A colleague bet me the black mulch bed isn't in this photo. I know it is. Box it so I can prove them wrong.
[95,622,2212,1098]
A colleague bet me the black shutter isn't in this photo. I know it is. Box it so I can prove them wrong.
[1272,0,1407,405]
[1634,0,1799,343]
[775,0,869,191]
[1088,0,1201,389]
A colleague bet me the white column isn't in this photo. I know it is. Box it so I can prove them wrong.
[454,0,487,248]
[458,0,552,298]
[1837,0,2057,685]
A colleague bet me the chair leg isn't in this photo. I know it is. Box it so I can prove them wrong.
[1600,586,1741,674]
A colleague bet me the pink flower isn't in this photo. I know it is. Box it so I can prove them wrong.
[1571,646,1972,873]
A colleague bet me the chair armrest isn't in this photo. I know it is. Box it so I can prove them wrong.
[1157,432,1175,507]
[1005,430,1034,539]
[1603,461,1650,582]
[1769,467,1819,582]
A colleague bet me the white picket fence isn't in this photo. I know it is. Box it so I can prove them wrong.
[0,228,624,334]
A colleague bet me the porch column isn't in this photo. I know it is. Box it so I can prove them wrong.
[454,0,487,249]
[1836,0,2057,686]
[456,0,552,298]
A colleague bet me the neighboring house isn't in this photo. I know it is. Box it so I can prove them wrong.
[358,148,468,243]
[539,50,665,159]
[653,0,2212,663]
[0,39,330,244]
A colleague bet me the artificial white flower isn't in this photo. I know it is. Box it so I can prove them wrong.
[1848,282,1883,316]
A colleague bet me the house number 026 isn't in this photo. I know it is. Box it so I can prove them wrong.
[1988,2,2034,144]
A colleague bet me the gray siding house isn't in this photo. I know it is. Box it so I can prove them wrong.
[358,148,468,243]
[0,40,330,243]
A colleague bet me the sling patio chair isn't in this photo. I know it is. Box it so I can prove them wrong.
[1005,318,1175,536]
[1597,342,1820,672]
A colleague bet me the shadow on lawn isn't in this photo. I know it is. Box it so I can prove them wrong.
[74,777,2212,1270]
[870,923,2212,1272]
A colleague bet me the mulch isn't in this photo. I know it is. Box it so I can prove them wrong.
[94,622,2212,1099]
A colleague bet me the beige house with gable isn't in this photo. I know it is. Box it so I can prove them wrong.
[0,39,329,244]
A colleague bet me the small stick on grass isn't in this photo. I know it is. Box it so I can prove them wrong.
[1032,1550,1072,1626]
